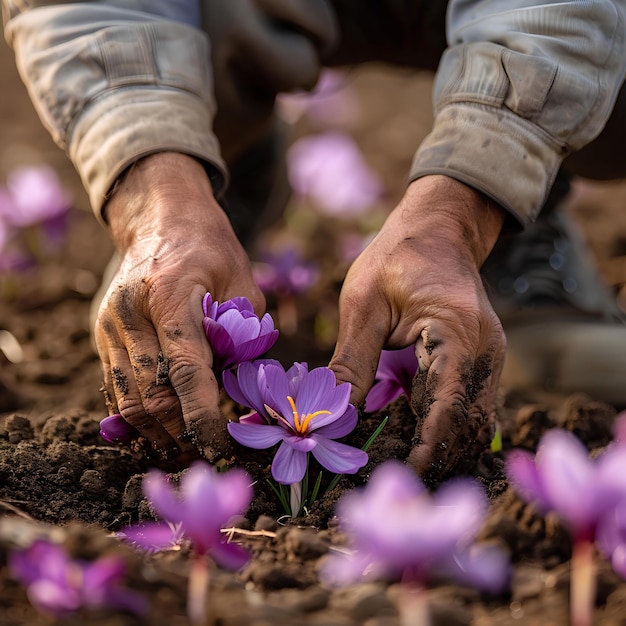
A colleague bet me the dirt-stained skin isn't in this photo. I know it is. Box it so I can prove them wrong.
[410,352,493,486]
[111,366,129,396]
[155,352,171,386]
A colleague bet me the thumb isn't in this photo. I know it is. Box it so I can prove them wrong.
[329,302,389,409]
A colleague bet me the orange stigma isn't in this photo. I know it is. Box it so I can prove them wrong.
[287,396,331,434]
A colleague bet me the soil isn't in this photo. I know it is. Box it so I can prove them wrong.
[4,35,626,626]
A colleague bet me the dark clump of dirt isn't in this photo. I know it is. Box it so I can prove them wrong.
[2,387,626,625]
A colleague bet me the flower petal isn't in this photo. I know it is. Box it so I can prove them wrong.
[272,442,308,484]
[215,469,254,520]
[310,437,368,474]
[82,556,126,592]
[119,521,183,553]
[211,541,250,571]
[143,469,181,523]
[228,422,285,449]
[296,367,349,419]
[365,379,402,413]
[99,414,138,444]
[537,429,596,532]
[315,405,358,439]
[284,434,317,452]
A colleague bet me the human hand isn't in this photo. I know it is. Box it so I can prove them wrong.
[94,153,265,464]
[330,175,507,483]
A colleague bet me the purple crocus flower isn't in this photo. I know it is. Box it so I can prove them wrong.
[9,539,147,618]
[253,245,319,297]
[225,360,368,484]
[99,413,139,445]
[322,461,509,593]
[287,131,383,217]
[365,346,419,413]
[202,292,279,376]
[506,429,626,541]
[0,166,71,228]
[122,461,252,568]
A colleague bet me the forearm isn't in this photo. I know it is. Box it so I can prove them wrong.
[2,0,226,223]
[411,0,626,226]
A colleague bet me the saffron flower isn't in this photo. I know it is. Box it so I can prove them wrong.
[202,292,279,376]
[9,539,147,618]
[507,428,626,626]
[365,346,419,413]
[506,429,626,541]
[99,413,138,445]
[121,461,253,626]
[225,360,368,484]
[124,461,252,566]
[322,461,509,594]
[287,131,383,217]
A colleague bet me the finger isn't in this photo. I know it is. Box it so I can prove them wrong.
[329,286,390,409]
[94,318,119,415]
[407,323,497,484]
[153,285,229,462]
[95,310,182,454]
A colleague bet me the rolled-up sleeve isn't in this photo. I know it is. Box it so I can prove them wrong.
[2,1,227,223]
[410,0,626,226]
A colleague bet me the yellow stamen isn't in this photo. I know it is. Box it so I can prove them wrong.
[288,396,301,431]
[287,395,331,434]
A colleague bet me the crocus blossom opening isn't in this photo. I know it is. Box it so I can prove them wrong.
[202,292,279,376]
[225,360,368,485]
[322,461,510,594]
[9,540,147,618]
[365,346,419,413]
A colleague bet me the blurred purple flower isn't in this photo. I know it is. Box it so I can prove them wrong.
[253,246,319,297]
[365,346,418,413]
[225,360,368,484]
[122,461,252,569]
[287,131,383,217]
[322,461,509,593]
[9,539,147,618]
[506,429,626,541]
[202,292,279,375]
[277,69,360,126]
[597,498,626,579]
[118,521,184,554]
[0,166,71,228]
[99,413,138,445]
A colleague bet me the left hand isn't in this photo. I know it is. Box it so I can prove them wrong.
[330,175,507,482]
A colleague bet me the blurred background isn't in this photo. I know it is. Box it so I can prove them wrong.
[2,32,626,422]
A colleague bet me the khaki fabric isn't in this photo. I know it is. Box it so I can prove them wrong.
[2,0,626,227]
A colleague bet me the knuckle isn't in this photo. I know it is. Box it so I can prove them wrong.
[118,394,148,424]
[142,386,180,417]
[166,359,203,392]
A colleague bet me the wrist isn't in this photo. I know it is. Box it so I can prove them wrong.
[104,153,218,252]
[403,175,506,267]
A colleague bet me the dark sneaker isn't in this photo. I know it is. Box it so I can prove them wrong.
[482,174,626,407]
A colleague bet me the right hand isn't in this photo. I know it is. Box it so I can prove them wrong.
[94,153,265,464]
